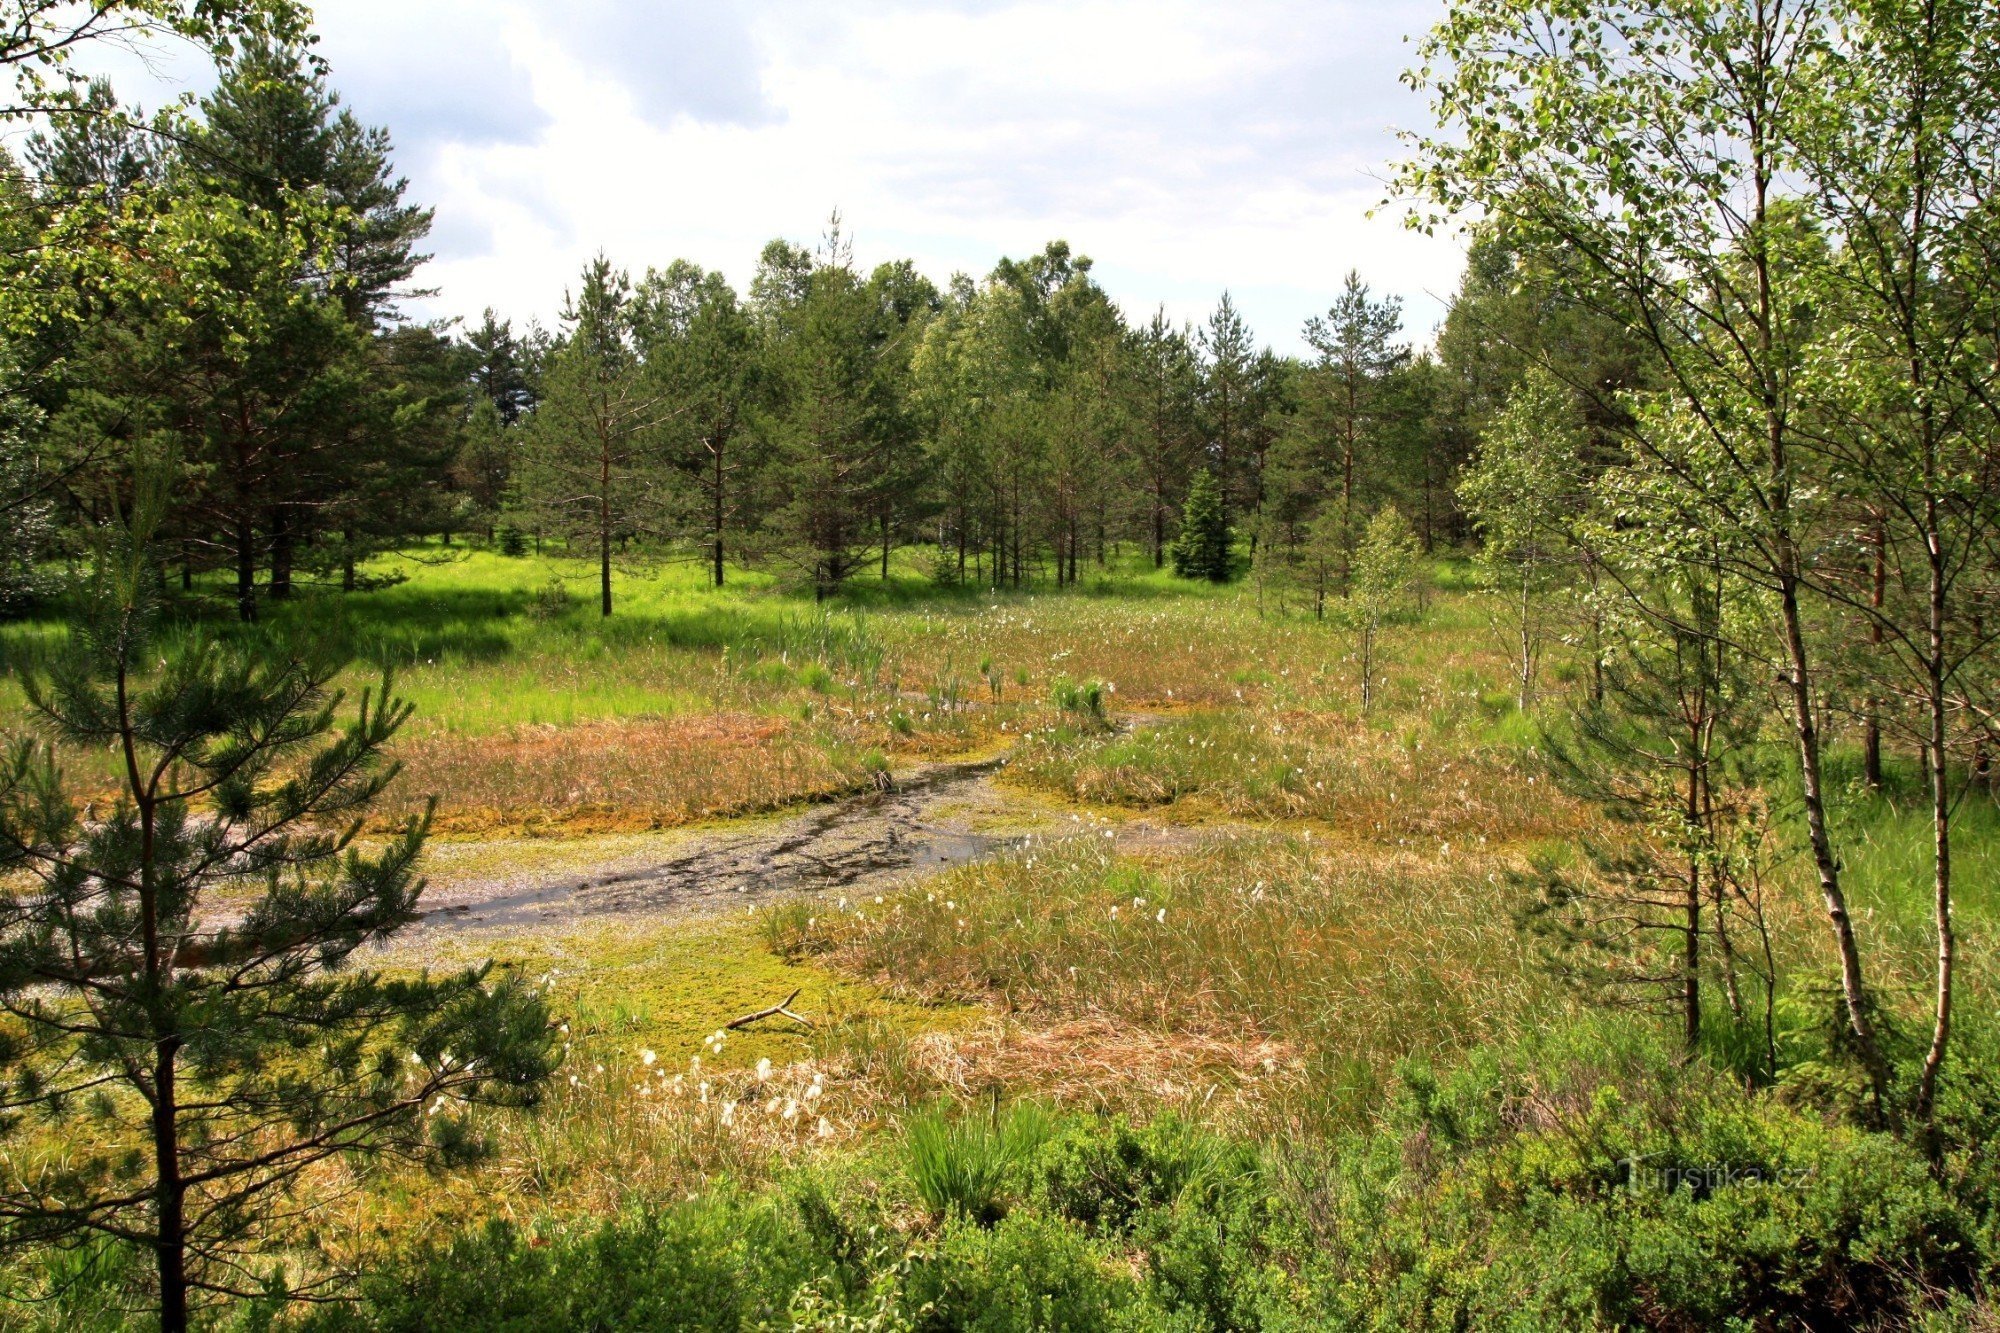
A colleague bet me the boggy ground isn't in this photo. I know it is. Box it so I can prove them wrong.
[397,720,1213,939]
[283,551,1598,1231]
[10,549,1997,1326]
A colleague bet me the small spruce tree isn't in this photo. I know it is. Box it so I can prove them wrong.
[1170,467,1232,582]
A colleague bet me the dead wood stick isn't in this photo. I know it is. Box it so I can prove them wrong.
[727,988,814,1030]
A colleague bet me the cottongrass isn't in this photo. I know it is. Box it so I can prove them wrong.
[791,830,1578,1130]
[1008,707,1587,845]
[397,1047,860,1229]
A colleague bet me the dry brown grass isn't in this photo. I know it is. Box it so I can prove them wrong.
[1008,705,1592,845]
[384,714,881,834]
[903,1014,1300,1117]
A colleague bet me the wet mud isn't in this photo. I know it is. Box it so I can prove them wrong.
[412,755,1031,934]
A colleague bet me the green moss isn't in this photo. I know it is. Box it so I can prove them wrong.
[404,915,972,1077]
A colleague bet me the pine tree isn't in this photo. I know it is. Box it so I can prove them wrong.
[1171,467,1232,582]
[189,39,436,600]
[635,261,757,587]
[1300,271,1409,588]
[755,220,915,598]
[1196,294,1256,526]
[465,309,538,425]
[518,254,676,616]
[0,477,557,1330]
[1126,309,1200,568]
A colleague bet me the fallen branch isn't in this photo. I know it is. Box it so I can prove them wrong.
[727,988,814,1031]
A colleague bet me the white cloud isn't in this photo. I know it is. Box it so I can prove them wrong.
[92,0,1471,352]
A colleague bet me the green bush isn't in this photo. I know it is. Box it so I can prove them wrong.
[1034,1114,1251,1236]
[902,1211,1143,1333]
[307,1193,826,1332]
[528,576,571,622]
[1319,1026,1987,1330]
[1049,676,1111,728]
[1170,469,1233,583]
[301,1025,2000,1332]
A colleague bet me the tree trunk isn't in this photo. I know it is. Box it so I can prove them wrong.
[1420,464,1436,553]
[1586,554,1605,706]
[1746,116,1889,1112]
[1339,392,1357,592]
[1360,620,1374,715]
[234,518,257,623]
[131,706,190,1333]
[713,445,726,588]
[1517,571,1534,713]
[1779,574,1891,1114]
[1975,614,1992,787]
[268,506,292,601]
[1864,510,1886,788]
[152,1039,188,1333]
[599,433,614,615]
[1916,493,1954,1133]
[1010,482,1022,588]
[1683,765,1703,1055]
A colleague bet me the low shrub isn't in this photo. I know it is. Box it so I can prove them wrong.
[1049,676,1112,729]
[300,1028,2000,1332]
[1034,1113,1254,1236]
[305,1192,829,1332]
[1310,1026,1988,1330]
[902,1211,1143,1333]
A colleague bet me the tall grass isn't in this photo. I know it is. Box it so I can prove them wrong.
[1008,707,1586,843]
[791,830,1579,1127]
[901,1099,1054,1223]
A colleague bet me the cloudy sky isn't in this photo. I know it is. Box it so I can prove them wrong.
[91,0,1468,355]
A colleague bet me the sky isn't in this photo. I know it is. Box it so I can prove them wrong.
[78,0,1469,356]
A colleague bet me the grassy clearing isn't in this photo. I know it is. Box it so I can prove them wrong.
[8,544,1999,1327]
[1,546,1542,837]
[386,713,881,834]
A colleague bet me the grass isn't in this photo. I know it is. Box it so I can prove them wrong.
[0,544,1545,835]
[901,1099,1055,1223]
[331,913,985,1242]
[1006,706,1586,844]
[781,829,1582,1128]
[6,537,1998,1326]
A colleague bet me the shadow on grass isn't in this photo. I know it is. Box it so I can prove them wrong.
[2,541,1286,683]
